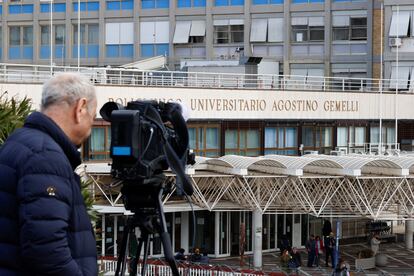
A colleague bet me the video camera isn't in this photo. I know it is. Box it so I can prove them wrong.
[100,100,194,198]
[100,100,194,276]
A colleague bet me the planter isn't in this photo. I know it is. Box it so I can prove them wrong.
[355,256,376,270]
[375,254,388,267]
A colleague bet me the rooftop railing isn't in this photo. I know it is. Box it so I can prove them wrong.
[0,63,412,94]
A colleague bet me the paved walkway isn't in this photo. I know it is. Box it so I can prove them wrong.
[209,242,414,275]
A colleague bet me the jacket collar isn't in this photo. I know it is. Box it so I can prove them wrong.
[24,112,81,170]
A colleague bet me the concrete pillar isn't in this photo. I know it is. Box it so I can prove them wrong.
[181,212,189,253]
[252,209,263,269]
[405,220,414,249]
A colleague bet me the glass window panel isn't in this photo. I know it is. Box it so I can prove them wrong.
[225,129,238,149]
[10,27,20,46]
[198,128,205,150]
[23,26,33,45]
[292,26,307,42]
[333,28,348,40]
[41,26,50,45]
[90,128,105,152]
[350,17,366,26]
[303,127,314,147]
[206,127,219,149]
[277,128,284,148]
[265,127,277,148]
[349,126,355,144]
[351,28,367,40]
[286,128,297,147]
[321,127,332,147]
[309,27,324,41]
[214,26,229,44]
[386,127,395,144]
[239,130,246,148]
[74,24,86,44]
[88,24,99,44]
[337,127,347,147]
[246,129,259,148]
[370,127,379,143]
[55,25,65,45]
[315,128,321,147]
[355,127,365,146]
[188,128,196,149]
[230,25,244,43]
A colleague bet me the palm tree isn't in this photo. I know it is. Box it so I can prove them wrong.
[0,92,31,145]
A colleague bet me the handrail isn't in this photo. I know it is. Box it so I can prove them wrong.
[0,63,412,94]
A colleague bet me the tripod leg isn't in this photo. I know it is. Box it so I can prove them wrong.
[141,231,151,276]
[115,221,130,276]
[157,189,180,276]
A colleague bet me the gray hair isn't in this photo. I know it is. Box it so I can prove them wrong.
[41,72,96,111]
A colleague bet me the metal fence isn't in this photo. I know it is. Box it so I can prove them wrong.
[0,63,412,94]
[99,259,268,276]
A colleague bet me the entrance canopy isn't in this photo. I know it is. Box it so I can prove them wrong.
[83,155,414,220]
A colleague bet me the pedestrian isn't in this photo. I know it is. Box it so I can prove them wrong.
[331,259,350,276]
[325,232,336,268]
[0,73,98,275]
[290,247,302,268]
[191,248,202,263]
[306,235,317,267]
[175,248,186,261]
[315,235,324,267]
[370,234,381,256]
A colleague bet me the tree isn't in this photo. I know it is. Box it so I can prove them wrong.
[0,92,31,145]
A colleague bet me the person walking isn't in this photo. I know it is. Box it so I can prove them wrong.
[0,73,98,275]
[325,232,336,268]
[315,235,324,267]
[306,235,317,267]
[371,234,381,256]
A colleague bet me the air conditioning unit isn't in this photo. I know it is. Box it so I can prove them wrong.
[389,37,402,47]
[330,150,344,156]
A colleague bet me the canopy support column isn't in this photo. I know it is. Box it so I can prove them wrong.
[253,209,263,269]
[405,220,414,249]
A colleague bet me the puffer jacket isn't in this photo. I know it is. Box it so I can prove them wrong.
[0,112,97,276]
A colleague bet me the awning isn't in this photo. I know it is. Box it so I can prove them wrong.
[173,21,191,44]
[268,18,284,42]
[250,19,267,42]
[389,11,410,37]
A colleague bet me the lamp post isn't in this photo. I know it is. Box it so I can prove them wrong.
[77,0,80,70]
[50,0,53,75]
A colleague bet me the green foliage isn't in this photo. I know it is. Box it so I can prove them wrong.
[81,178,98,223]
[0,92,32,145]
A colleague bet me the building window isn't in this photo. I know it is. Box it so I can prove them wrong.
[214,24,244,44]
[142,0,169,9]
[225,129,260,156]
[389,9,414,38]
[9,26,33,59]
[292,0,323,3]
[250,18,283,43]
[40,3,66,13]
[73,1,99,12]
[264,127,298,155]
[40,25,66,59]
[337,126,366,149]
[388,66,414,90]
[177,0,206,7]
[173,21,206,44]
[215,0,244,6]
[370,126,395,145]
[291,17,324,42]
[252,0,283,4]
[333,17,367,41]
[302,126,332,154]
[89,126,111,160]
[140,21,169,57]
[106,0,133,10]
[9,4,33,14]
[105,22,134,58]
[188,125,220,157]
[73,24,99,58]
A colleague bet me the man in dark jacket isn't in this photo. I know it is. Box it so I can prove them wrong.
[0,73,98,275]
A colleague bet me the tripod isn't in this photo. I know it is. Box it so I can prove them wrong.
[114,184,180,276]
